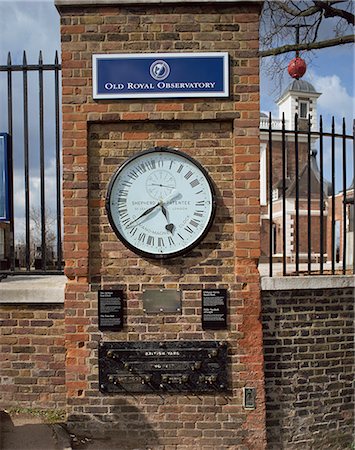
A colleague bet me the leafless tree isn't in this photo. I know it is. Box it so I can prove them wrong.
[260,1,354,88]
[16,207,56,267]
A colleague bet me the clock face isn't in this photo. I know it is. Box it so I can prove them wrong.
[106,147,216,259]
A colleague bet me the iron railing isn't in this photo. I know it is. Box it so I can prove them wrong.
[0,52,62,275]
[0,52,353,279]
[260,113,355,277]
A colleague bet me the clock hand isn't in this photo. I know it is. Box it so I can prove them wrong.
[161,204,168,220]
[160,189,180,205]
[150,183,175,189]
[161,204,175,234]
[160,191,180,233]
[127,202,160,227]
[127,191,179,228]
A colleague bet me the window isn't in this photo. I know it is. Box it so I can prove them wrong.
[272,188,279,201]
[349,204,354,232]
[0,134,9,222]
[260,143,267,206]
[0,228,4,259]
[299,101,309,119]
[272,223,277,255]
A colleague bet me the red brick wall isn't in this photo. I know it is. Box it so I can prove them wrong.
[263,286,354,449]
[261,139,310,195]
[58,2,265,448]
[0,304,65,409]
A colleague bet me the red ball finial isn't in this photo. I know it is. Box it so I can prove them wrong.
[288,56,307,79]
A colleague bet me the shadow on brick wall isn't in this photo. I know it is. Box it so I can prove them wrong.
[67,402,160,449]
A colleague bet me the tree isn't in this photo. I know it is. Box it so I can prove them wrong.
[260,1,355,84]
[15,207,56,268]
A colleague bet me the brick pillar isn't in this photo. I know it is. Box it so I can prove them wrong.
[56,1,266,448]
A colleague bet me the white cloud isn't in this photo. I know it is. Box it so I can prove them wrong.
[0,1,60,64]
[308,70,354,130]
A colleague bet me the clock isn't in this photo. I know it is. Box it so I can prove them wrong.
[106,146,216,259]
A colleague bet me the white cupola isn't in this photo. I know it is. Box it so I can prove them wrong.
[277,79,321,130]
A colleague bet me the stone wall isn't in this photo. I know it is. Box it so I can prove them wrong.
[262,283,354,449]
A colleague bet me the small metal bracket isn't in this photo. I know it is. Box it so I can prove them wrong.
[243,387,256,410]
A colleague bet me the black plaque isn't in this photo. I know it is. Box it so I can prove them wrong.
[202,289,227,330]
[98,290,124,331]
[99,340,228,393]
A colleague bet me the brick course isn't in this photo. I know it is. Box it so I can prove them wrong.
[0,304,65,409]
[262,287,354,449]
[57,2,266,448]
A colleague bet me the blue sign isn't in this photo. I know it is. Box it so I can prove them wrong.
[93,52,229,99]
[0,133,10,222]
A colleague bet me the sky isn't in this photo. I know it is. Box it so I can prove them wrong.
[0,0,354,240]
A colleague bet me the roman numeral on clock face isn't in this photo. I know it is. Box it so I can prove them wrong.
[190,219,200,228]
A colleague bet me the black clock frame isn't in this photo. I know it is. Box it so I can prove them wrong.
[105,146,217,260]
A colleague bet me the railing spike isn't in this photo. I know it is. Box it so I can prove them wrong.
[7,52,12,65]
[39,50,43,65]
[55,50,59,65]
[23,51,27,66]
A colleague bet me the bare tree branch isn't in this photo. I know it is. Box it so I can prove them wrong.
[313,1,355,24]
[272,1,321,17]
[260,34,355,57]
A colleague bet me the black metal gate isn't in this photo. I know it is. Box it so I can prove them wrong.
[0,52,62,275]
[260,113,355,276]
